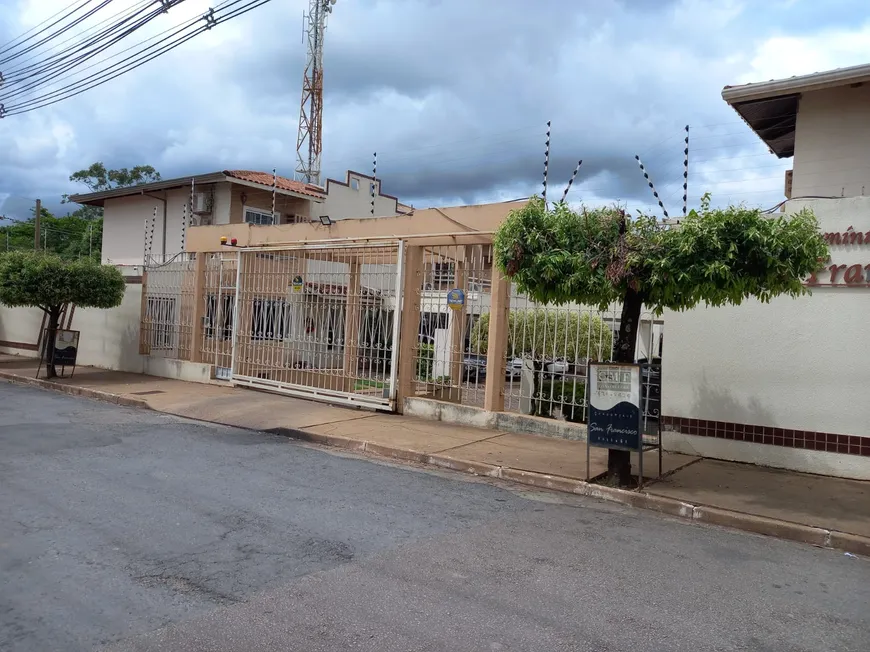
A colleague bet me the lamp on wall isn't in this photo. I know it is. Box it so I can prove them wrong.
[319,214,333,226]
[240,191,247,204]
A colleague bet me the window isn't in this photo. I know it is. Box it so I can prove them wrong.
[146,296,176,350]
[433,262,455,285]
[350,178,360,190]
[244,208,278,226]
[204,293,235,340]
[251,298,288,341]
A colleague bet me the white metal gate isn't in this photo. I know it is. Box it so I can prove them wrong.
[201,252,238,380]
[230,241,404,411]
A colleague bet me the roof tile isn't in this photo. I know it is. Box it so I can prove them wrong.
[223,170,325,199]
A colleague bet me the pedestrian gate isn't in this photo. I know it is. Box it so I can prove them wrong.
[229,242,404,411]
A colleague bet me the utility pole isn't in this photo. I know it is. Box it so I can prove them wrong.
[295,0,337,186]
[34,199,41,250]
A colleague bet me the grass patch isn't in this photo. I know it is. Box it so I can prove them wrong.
[354,379,386,390]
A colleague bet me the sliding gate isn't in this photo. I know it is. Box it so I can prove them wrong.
[230,242,404,411]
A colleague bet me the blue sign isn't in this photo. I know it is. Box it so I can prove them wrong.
[587,363,643,451]
[446,288,465,311]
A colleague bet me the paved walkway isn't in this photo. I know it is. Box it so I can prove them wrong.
[2,355,869,545]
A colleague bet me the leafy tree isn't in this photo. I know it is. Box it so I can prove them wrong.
[470,309,613,362]
[0,251,125,378]
[62,162,162,220]
[67,162,161,193]
[0,206,102,262]
[493,195,828,484]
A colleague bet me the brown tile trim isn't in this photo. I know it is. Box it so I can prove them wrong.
[124,276,143,284]
[662,416,870,457]
[0,340,38,351]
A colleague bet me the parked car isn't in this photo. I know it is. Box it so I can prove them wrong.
[545,358,571,376]
[506,357,524,379]
[463,353,488,382]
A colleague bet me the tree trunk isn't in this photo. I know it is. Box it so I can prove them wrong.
[43,306,62,379]
[607,286,643,485]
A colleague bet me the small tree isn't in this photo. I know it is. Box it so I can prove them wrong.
[470,309,613,362]
[494,196,828,484]
[0,251,125,378]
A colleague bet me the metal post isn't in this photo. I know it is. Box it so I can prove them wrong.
[561,160,582,204]
[272,168,277,223]
[371,152,377,216]
[683,125,690,219]
[34,199,41,250]
[387,239,405,407]
[229,250,244,382]
[542,122,550,206]
[635,155,669,219]
[638,447,644,490]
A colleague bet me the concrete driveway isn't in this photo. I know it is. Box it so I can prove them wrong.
[1,383,868,651]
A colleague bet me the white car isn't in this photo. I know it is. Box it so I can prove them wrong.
[545,359,570,375]
[506,358,524,379]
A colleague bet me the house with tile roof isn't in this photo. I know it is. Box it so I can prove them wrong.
[69,169,411,268]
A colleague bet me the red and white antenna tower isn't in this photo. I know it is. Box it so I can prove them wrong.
[295,0,336,186]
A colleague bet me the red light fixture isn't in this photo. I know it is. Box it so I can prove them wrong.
[230,238,238,246]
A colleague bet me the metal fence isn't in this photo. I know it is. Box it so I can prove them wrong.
[137,238,663,423]
[500,293,663,428]
[411,244,493,407]
[140,253,196,360]
[231,243,402,410]
[200,251,238,379]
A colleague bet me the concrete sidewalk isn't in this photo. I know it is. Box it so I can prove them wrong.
[2,355,868,555]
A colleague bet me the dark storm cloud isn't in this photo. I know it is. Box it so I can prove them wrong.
[0,0,800,215]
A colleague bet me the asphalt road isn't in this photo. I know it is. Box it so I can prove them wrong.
[1,383,868,652]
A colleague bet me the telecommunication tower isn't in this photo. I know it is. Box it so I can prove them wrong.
[295,0,337,186]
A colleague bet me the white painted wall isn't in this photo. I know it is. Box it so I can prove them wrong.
[312,173,400,221]
[792,84,870,198]
[213,182,232,225]
[0,284,213,383]
[663,197,870,439]
[102,188,192,266]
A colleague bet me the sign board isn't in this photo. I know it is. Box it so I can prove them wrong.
[52,329,80,367]
[446,288,465,311]
[291,275,304,293]
[587,362,642,451]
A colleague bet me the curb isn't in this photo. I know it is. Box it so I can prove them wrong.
[5,370,868,558]
[275,428,870,558]
[0,371,150,410]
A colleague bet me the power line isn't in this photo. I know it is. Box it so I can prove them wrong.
[2,0,155,79]
[0,1,111,66]
[0,0,87,51]
[0,0,93,55]
[2,0,161,86]
[2,0,234,111]
[2,0,270,116]
[0,2,174,105]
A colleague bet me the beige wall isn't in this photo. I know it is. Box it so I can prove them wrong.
[213,183,232,225]
[103,188,192,267]
[793,84,870,198]
[186,201,525,252]
[100,181,322,265]
[312,173,399,221]
[662,197,870,472]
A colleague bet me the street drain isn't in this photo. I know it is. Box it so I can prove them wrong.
[130,390,165,396]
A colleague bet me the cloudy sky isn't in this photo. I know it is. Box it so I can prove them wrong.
[1,0,870,220]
